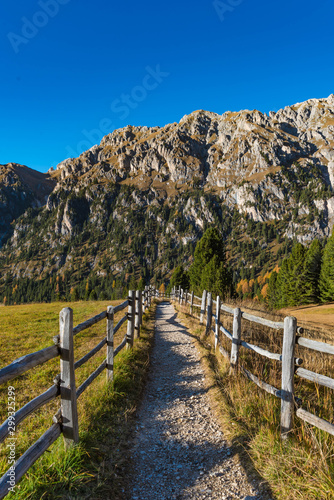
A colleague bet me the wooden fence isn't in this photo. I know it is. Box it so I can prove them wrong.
[172,287,334,440]
[0,285,156,499]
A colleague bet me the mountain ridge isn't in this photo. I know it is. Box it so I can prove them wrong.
[1,94,334,303]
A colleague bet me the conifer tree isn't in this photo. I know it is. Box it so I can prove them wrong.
[303,239,322,303]
[189,227,232,297]
[319,235,334,302]
[170,265,189,290]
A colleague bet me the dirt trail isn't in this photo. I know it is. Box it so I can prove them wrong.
[127,302,272,500]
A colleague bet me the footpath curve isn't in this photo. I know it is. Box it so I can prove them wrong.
[127,302,272,500]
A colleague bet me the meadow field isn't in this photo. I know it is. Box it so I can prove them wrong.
[0,299,156,499]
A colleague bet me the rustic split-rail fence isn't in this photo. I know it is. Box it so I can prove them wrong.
[1,285,334,498]
[172,286,334,440]
[0,285,157,499]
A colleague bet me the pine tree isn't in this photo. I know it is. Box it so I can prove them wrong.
[319,235,334,302]
[189,228,225,291]
[170,265,189,290]
[189,227,232,297]
[303,239,322,303]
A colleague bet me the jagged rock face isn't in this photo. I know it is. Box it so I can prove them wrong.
[55,95,334,189]
[49,94,334,240]
[1,95,334,285]
[0,163,55,244]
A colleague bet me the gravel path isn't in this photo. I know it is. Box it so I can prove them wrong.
[128,302,272,500]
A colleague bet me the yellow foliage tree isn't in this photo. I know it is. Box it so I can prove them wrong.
[261,283,269,298]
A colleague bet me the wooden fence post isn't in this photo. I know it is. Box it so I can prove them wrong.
[134,290,141,339]
[178,286,181,304]
[59,307,79,448]
[205,292,213,335]
[145,286,149,309]
[230,307,241,374]
[185,290,188,305]
[106,305,114,381]
[200,290,207,325]
[215,296,221,350]
[280,315,297,440]
[140,290,144,322]
[126,290,135,349]
[190,291,194,315]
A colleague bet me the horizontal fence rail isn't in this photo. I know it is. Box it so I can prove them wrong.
[0,285,157,499]
[172,286,334,441]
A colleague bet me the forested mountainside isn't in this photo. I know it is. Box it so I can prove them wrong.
[1,94,334,304]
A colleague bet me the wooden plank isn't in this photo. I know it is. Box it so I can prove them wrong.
[240,340,281,361]
[194,295,201,301]
[73,310,107,336]
[59,307,79,447]
[134,290,140,339]
[220,303,234,315]
[205,293,213,336]
[0,423,61,500]
[126,290,135,349]
[76,361,106,399]
[215,296,221,350]
[0,345,59,386]
[296,368,334,390]
[242,311,284,330]
[106,306,114,381]
[230,307,242,374]
[280,316,297,439]
[200,290,207,325]
[240,365,280,397]
[296,408,334,436]
[113,300,129,314]
[139,292,143,329]
[190,291,194,315]
[74,337,107,371]
[113,314,127,334]
[219,325,233,341]
[240,340,303,365]
[296,336,334,356]
[0,385,59,444]
[114,336,127,357]
[219,344,230,360]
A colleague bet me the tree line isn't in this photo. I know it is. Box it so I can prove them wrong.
[266,235,334,308]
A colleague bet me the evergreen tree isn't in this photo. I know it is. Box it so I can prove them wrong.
[169,265,189,290]
[189,227,232,297]
[303,239,322,303]
[319,235,334,302]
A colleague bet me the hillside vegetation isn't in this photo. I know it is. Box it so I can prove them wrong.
[1,95,334,304]
[0,299,156,499]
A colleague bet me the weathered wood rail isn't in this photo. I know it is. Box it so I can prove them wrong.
[0,285,157,499]
[172,287,334,440]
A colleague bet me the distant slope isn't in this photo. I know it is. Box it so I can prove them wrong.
[0,163,55,244]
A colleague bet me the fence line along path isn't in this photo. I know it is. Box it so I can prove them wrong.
[127,302,268,500]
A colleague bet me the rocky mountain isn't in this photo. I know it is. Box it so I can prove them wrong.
[0,163,55,245]
[1,94,334,303]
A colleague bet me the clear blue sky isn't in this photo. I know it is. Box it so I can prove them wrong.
[1,0,333,172]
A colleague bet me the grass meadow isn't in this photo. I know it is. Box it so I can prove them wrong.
[176,300,334,500]
[0,300,156,499]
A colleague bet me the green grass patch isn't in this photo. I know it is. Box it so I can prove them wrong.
[0,300,156,499]
[175,303,334,500]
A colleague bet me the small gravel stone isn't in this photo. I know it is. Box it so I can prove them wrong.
[127,303,272,499]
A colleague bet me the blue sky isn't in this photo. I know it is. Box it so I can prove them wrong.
[1,0,333,172]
